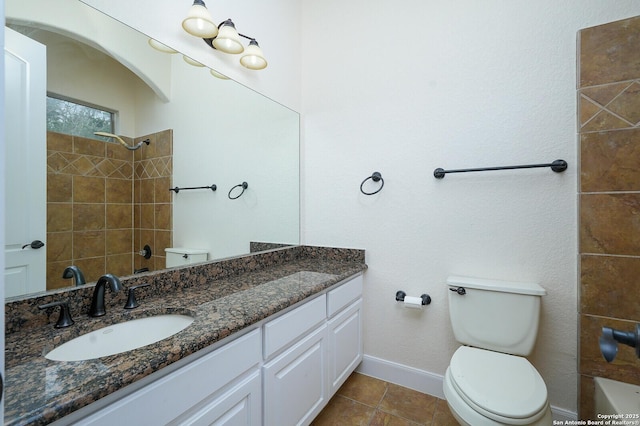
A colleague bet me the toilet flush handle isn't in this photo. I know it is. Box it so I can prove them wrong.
[449,286,466,296]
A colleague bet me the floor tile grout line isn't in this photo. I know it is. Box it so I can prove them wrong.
[325,372,454,425]
[370,379,390,425]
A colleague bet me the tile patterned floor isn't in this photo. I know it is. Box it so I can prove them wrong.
[312,372,459,426]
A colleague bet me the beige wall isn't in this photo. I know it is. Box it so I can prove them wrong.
[578,15,640,417]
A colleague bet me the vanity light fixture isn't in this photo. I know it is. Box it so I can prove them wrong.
[240,40,268,70]
[183,55,206,67]
[210,69,230,80]
[212,20,243,54]
[181,0,218,38]
[148,34,230,79]
[182,0,267,70]
[148,38,178,54]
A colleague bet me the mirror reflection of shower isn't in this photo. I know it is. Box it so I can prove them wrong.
[94,131,150,151]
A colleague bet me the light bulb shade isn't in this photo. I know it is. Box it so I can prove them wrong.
[183,55,205,67]
[210,69,230,80]
[212,20,244,54]
[182,0,218,38]
[148,38,178,54]
[240,40,267,70]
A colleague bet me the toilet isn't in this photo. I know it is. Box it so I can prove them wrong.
[443,276,553,425]
[164,248,209,268]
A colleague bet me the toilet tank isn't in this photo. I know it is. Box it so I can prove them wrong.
[165,248,209,268]
[447,276,546,356]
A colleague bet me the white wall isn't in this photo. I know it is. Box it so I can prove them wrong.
[7,0,173,112]
[300,0,640,414]
[40,33,141,136]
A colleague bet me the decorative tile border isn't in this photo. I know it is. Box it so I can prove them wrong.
[580,80,640,132]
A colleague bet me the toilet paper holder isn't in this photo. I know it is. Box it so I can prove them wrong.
[395,290,431,306]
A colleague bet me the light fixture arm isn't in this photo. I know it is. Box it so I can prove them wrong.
[237,33,257,42]
[203,19,260,49]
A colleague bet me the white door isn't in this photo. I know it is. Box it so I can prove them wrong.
[4,27,47,297]
[1,5,6,419]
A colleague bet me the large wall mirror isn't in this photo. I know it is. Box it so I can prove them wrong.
[4,0,300,299]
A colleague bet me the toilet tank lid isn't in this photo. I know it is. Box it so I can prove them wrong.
[165,248,209,255]
[446,276,546,296]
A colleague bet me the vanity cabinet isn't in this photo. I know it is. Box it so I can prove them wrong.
[262,274,363,426]
[263,295,328,426]
[64,274,363,426]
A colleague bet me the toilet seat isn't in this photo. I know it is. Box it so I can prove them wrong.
[448,346,548,424]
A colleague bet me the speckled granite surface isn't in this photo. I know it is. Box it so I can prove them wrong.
[4,245,366,426]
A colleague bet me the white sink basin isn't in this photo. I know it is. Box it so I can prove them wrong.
[45,314,194,361]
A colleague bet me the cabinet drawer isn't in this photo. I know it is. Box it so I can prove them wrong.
[78,329,262,425]
[263,294,326,359]
[327,274,363,318]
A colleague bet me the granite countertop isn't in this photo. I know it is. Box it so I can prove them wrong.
[4,246,366,426]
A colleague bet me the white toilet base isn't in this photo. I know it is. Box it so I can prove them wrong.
[443,368,553,426]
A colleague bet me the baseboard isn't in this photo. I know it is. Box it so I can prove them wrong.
[551,406,578,422]
[356,354,577,421]
[356,354,445,399]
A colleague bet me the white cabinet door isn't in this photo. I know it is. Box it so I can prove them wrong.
[263,325,327,426]
[171,370,261,426]
[327,299,363,395]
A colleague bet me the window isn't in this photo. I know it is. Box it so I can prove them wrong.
[46,94,115,140]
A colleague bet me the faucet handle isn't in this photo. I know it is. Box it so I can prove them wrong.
[38,300,75,328]
[600,324,640,362]
[124,283,151,309]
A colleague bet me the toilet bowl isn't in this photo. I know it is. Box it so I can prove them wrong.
[443,276,552,426]
[443,347,552,425]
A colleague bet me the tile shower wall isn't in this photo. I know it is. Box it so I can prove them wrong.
[46,130,172,290]
[133,130,173,273]
[578,16,640,418]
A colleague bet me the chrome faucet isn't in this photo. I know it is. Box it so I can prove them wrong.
[89,274,123,317]
[62,265,86,286]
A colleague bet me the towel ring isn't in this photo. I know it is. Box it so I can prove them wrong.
[228,182,248,199]
[360,172,384,195]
